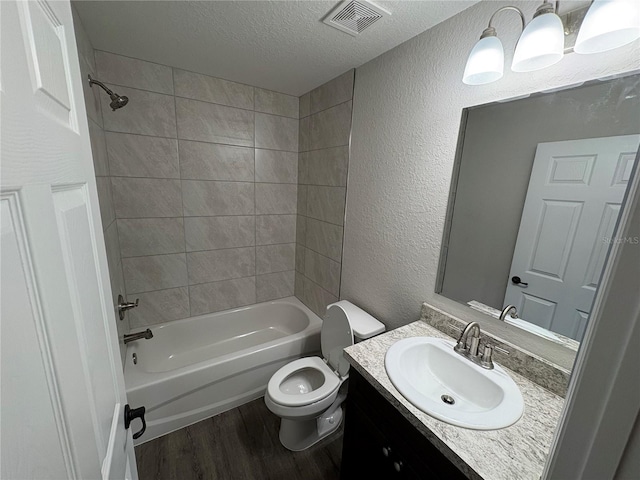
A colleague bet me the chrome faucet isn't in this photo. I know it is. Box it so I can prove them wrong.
[123,329,153,344]
[453,321,495,369]
[499,305,518,321]
[454,321,481,356]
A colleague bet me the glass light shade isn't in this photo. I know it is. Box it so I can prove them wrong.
[512,12,564,72]
[463,35,504,85]
[575,0,640,54]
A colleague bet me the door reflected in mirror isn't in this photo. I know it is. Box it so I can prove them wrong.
[437,74,640,344]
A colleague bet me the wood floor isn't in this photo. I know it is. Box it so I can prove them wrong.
[135,398,343,480]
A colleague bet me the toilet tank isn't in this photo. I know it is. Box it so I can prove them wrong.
[328,300,385,342]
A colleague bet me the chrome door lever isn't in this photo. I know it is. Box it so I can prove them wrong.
[117,294,139,320]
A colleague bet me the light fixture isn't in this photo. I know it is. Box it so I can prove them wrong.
[574,0,640,54]
[463,7,524,85]
[512,2,564,72]
[462,0,640,85]
[462,30,504,85]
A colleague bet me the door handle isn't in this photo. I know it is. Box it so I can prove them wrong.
[124,404,146,439]
[511,276,528,287]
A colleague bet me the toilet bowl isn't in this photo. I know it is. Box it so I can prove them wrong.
[265,300,385,451]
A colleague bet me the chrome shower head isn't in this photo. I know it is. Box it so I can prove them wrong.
[88,74,129,111]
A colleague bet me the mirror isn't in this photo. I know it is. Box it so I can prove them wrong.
[437,74,640,345]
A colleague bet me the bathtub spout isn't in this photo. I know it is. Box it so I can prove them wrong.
[124,328,153,344]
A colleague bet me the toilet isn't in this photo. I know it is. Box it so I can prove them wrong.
[264,300,385,451]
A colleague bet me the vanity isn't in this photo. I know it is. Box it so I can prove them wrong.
[340,321,565,480]
[338,73,639,479]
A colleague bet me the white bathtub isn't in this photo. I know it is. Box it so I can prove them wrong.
[124,296,322,444]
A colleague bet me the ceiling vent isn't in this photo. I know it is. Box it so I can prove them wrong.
[322,0,391,37]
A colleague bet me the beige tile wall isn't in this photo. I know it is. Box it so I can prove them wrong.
[295,71,354,317]
[89,50,299,328]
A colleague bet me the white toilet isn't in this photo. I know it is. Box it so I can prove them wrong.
[265,300,385,451]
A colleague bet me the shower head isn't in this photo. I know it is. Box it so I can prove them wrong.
[109,93,129,110]
[87,74,129,111]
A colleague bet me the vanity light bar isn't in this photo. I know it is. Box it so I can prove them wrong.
[463,0,640,86]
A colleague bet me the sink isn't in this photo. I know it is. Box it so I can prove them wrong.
[385,337,524,430]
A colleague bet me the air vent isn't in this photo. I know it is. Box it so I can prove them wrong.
[323,0,391,37]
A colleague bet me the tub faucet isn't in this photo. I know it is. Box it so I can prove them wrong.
[124,329,153,344]
[499,305,518,321]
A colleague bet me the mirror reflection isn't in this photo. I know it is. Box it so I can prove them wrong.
[437,74,640,343]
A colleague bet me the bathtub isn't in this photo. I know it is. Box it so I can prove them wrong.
[124,296,322,444]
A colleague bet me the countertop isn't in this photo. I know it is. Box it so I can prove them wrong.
[343,321,565,480]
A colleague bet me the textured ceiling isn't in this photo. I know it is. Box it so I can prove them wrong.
[73,0,477,96]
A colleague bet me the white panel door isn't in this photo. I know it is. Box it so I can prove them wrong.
[1,0,137,478]
[505,135,639,339]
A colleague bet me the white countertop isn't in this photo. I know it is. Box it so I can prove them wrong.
[344,321,565,480]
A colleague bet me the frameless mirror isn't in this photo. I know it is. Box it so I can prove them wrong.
[437,74,640,345]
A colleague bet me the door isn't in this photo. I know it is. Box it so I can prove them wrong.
[504,135,639,339]
[1,1,137,478]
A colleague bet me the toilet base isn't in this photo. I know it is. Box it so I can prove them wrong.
[278,406,343,451]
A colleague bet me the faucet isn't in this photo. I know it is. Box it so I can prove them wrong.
[124,329,153,344]
[499,305,518,321]
[453,321,495,369]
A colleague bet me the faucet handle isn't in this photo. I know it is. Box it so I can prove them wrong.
[479,344,494,369]
[117,295,140,320]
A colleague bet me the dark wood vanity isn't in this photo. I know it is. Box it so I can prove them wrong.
[340,371,468,479]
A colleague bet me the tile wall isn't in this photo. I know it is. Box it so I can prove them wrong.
[75,20,355,327]
[72,9,130,364]
[87,50,300,328]
[295,71,354,316]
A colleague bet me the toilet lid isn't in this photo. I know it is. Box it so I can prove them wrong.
[321,303,354,377]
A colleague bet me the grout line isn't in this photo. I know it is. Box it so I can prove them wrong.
[171,66,191,318]
[126,270,296,298]
[93,48,299,98]
[253,106,258,285]
[116,213,298,220]
[92,46,132,327]
[103,128,306,155]
[98,78,299,120]
[99,75,350,123]
[338,69,356,301]
[111,175,299,185]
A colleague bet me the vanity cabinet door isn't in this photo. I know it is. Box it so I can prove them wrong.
[340,371,468,480]
[341,402,399,478]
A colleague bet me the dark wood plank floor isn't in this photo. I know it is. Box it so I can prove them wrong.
[135,398,343,480]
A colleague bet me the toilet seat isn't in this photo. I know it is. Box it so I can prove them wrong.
[267,357,341,407]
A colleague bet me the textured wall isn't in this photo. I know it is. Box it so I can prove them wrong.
[72,8,130,365]
[442,77,640,309]
[295,71,354,317]
[78,48,300,329]
[342,0,640,330]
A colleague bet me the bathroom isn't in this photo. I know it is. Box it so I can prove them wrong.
[1,0,639,479]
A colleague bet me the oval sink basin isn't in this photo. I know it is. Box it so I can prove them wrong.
[385,337,524,430]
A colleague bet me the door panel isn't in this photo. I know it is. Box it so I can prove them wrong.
[582,203,620,290]
[1,0,137,478]
[528,200,583,280]
[0,193,73,479]
[505,136,639,339]
[53,186,119,454]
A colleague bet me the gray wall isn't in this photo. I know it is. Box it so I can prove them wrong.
[76,45,302,329]
[295,71,354,317]
[442,77,640,309]
[341,0,640,330]
[72,8,129,364]
[615,412,640,480]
